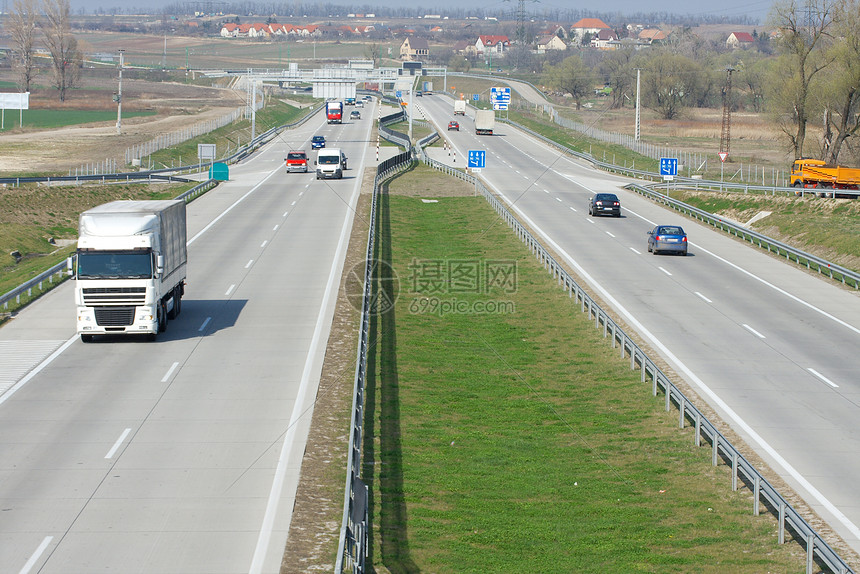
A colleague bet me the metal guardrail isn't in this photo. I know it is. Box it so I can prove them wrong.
[336,150,415,574]
[415,153,855,574]
[0,178,220,314]
[484,116,859,288]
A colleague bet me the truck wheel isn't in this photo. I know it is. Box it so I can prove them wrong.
[81,334,94,343]
[158,302,168,333]
[167,287,181,319]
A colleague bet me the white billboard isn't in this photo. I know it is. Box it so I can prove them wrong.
[0,92,30,109]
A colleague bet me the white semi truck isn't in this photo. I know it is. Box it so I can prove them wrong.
[453,100,466,115]
[475,109,495,135]
[74,200,187,342]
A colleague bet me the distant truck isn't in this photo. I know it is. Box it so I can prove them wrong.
[74,200,187,342]
[790,158,860,196]
[475,109,495,135]
[326,101,343,124]
[345,97,356,106]
[453,100,466,115]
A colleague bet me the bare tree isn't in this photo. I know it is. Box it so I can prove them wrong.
[41,0,82,102]
[542,54,594,110]
[8,0,39,92]
[642,51,702,120]
[768,0,836,158]
[816,0,860,162]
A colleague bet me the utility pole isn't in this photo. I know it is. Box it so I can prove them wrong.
[719,67,736,160]
[634,68,641,141]
[115,50,124,135]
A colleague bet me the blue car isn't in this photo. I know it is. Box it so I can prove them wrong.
[647,225,688,256]
[311,135,326,149]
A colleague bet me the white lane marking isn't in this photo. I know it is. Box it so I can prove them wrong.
[743,324,766,339]
[248,124,368,574]
[658,266,672,276]
[273,225,279,231]
[569,206,577,212]
[299,191,304,195]
[606,231,615,238]
[188,163,283,246]
[0,336,76,408]
[629,247,641,255]
[623,205,860,337]
[695,292,713,303]
[245,259,254,269]
[808,368,839,388]
[555,197,562,202]
[261,240,268,248]
[487,183,860,542]
[225,284,235,296]
[0,341,66,395]
[105,428,132,459]
[586,219,595,224]
[18,536,52,574]
[290,201,297,206]
[161,362,179,383]
[198,317,211,332]
[543,189,549,194]
[283,211,289,217]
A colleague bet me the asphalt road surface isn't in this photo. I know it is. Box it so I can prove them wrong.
[415,93,860,558]
[0,101,375,573]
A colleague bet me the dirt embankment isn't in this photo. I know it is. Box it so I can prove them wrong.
[0,71,244,174]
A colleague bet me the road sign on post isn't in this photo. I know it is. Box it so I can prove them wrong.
[660,157,678,180]
[719,152,729,163]
[472,94,479,101]
[491,86,511,110]
[468,150,486,170]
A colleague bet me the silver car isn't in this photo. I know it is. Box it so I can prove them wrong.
[647,225,688,255]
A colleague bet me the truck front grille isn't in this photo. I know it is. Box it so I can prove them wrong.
[83,287,146,306]
[94,307,135,326]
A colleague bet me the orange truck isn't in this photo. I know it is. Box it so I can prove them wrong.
[790,159,860,195]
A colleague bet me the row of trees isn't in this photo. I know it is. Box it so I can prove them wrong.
[542,0,860,164]
[7,0,82,101]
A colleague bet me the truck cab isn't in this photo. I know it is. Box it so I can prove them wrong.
[315,148,347,180]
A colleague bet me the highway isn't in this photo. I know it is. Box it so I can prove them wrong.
[416,94,860,557]
[0,102,375,573]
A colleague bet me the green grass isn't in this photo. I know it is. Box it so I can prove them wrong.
[673,191,860,271]
[143,98,315,169]
[364,177,806,572]
[0,109,155,131]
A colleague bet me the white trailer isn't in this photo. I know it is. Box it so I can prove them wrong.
[74,200,187,342]
[475,109,495,135]
[453,100,466,115]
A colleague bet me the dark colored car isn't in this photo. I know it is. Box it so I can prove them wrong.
[448,121,459,131]
[588,193,621,217]
[311,135,326,149]
[350,110,361,119]
[647,225,688,255]
[416,90,423,97]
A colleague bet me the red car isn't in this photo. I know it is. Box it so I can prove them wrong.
[448,121,459,131]
[285,150,309,173]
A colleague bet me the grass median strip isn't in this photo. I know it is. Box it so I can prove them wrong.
[364,170,804,572]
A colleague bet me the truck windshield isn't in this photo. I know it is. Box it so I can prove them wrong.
[77,250,153,279]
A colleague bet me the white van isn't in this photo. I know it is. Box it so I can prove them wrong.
[316,148,347,180]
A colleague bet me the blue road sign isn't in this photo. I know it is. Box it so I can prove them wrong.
[472,94,480,101]
[468,150,486,169]
[396,90,402,98]
[660,157,678,177]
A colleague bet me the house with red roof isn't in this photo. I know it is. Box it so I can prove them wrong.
[570,18,610,44]
[726,31,755,49]
[476,35,510,56]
